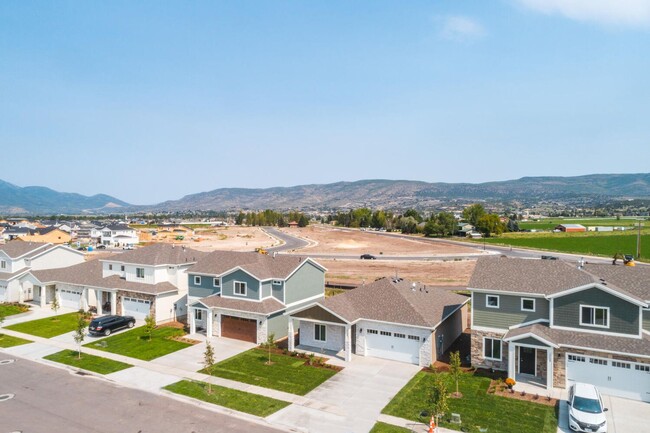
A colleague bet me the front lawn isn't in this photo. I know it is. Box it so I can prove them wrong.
[0,303,30,317]
[369,422,411,433]
[202,348,338,395]
[5,312,86,338]
[84,326,193,361]
[164,380,290,417]
[0,333,32,348]
[44,350,132,374]
[382,371,557,433]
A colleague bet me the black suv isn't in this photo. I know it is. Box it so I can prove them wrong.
[89,315,136,336]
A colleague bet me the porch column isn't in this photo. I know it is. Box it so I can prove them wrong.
[287,318,295,352]
[40,286,46,308]
[546,348,554,390]
[215,312,221,337]
[96,289,102,313]
[81,288,88,312]
[110,292,116,315]
[508,343,516,379]
[206,309,213,337]
[344,324,352,362]
[189,308,196,334]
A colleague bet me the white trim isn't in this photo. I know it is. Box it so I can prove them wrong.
[472,325,508,334]
[293,317,348,327]
[504,332,559,348]
[219,293,264,303]
[521,297,536,312]
[286,301,351,324]
[350,317,434,331]
[189,300,212,309]
[233,281,247,297]
[579,304,610,329]
[563,344,650,360]
[470,291,475,329]
[486,294,500,309]
[483,336,503,361]
[135,267,145,279]
[284,293,325,309]
[547,283,646,307]
[213,277,220,288]
[284,258,328,280]
[517,346,537,376]
[550,297,554,327]
[551,324,642,339]
[30,244,85,260]
[314,323,327,343]
[508,318,550,330]
[194,276,201,285]
[469,288,547,298]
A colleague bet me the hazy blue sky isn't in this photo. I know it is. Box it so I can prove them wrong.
[1,1,649,204]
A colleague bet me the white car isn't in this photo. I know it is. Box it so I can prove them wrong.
[568,382,608,433]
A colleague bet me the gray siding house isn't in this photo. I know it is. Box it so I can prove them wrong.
[469,257,650,402]
[187,251,326,344]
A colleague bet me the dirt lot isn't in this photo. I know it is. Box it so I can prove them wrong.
[320,258,475,287]
[279,225,477,256]
[139,226,278,252]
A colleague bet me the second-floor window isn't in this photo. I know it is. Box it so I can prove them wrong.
[108,264,113,271]
[213,278,220,288]
[121,266,125,271]
[136,268,145,279]
[194,276,201,285]
[521,298,535,312]
[486,295,500,308]
[580,305,609,328]
[483,337,502,360]
[234,281,247,296]
[0,260,6,269]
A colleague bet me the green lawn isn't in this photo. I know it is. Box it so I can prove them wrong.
[5,312,85,338]
[369,422,412,433]
[0,333,32,348]
[518,218,645,231]
[382,372,557,433]
[84,326,192,361]
[473,231,650,261]
[44,350,132,374]
[165,380,290,417]
[202,348,338,395]
[0,303,30,317]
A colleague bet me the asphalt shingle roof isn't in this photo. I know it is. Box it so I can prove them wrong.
[0,241,52,259]
[198,295,285,314]
[322,277,468,328]
[189,251,318,280]
[106,243,207,266]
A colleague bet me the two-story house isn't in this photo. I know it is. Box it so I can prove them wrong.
[0,241,85,304]
[469,257,650,402]
[32,243,206,323]
[100,223,139,247]
[187,251,326,344]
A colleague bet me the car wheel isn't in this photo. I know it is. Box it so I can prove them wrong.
[104,328,111,336]
[128,321,135,328]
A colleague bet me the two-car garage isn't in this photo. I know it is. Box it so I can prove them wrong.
[364,328,423,364]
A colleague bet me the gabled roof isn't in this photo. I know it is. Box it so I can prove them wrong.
[102,224,135,231]
[469,257,650,303]
[103,243,207,266]
[189,250,324,280]
[0,241,52,259]
[321,277,468,329]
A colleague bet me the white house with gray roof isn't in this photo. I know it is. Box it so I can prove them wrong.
[288,277,469,365]
[469,256,650,402]
[100,223,139,247]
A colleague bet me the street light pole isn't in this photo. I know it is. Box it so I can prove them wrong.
[637,219,642,259]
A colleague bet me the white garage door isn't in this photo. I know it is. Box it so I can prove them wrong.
[0,287,6,302]
[58,289,82,309]
[123,297,151,320]
[365,329,422,364]
[567,353,650,402]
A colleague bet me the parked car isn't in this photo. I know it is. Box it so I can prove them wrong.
[96,244,107,249]
[567,382,608,433]
[123,245,134,250]
[88,315,136,336]
[360,253,376,260]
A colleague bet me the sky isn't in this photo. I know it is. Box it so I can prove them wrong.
[1,0,649,205]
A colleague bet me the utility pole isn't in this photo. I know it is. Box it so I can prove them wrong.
[637,219,642,259]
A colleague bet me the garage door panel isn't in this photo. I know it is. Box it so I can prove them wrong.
[365,329,421,364]
[222,315,257,343]
[567,353,650,402]
[59,289,82,309]
[123,297,151,320]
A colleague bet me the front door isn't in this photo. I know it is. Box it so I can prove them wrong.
[519,347,536,375]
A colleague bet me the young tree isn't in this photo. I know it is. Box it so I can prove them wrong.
[51,297,60,318]
[449,351,462,398]
[203,341,216,394]
[144,314,156,341]
[265,333,276,365]
[73,316,86,359]
[429,372,450,430]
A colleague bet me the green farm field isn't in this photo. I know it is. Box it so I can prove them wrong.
[518,217,646,231]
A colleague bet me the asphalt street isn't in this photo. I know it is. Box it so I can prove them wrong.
[0,355,283,433]
[265,227,310,252]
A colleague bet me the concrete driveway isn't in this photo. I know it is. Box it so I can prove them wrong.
[266,355,420,433]
[557,391,649,433]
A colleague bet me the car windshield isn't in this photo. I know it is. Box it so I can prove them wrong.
[573,396,602,414]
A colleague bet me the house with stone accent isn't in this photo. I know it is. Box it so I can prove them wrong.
[288,277,469,366]
[469,256,650,402]
[0,241,85,303]
[31,243,206,323]
[186,251,326,344]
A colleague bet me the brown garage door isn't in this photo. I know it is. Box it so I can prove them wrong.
[221,315,257,343]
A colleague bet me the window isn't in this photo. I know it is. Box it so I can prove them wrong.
[136,268,145,279]
[635,364,650,373]
[108,264,113,271]
[483,338,502,360]
[0,260,6,269]
[394,333,406,339]
[589,358,608,366]
[195,309,203,320]
[612,361,630,369]
[521,298,536,312]
[314,324,326,342]
[568,355,586,362]
[234,281,247,296]
[121,265,125,271]
[408,335,421,341]
[213,278,220,288]
[580,305,609,328]
[380,331,392,336]
[194,276,201,285]
[486,295,500,308]
[272,280,282,286]
[367,329,378,335]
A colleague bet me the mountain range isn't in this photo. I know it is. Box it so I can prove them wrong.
[2,173,650,215]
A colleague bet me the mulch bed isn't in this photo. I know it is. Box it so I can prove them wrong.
[487,380,558,407]
[258,346,343,372]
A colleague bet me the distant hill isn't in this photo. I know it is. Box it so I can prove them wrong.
[144,173,650,212]
[0,179,130,215]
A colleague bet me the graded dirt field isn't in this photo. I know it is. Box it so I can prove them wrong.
[139,226,278,252]
[320,258,475,288]
[278,225,478,256]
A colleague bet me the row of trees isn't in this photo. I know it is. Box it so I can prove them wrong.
[234,210,309,227]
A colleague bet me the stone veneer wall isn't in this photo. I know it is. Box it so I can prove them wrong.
[117,290,156,318]
[471,329,508,371]
[536,348,548,380]
[299,321,346,352]
[553,347,650,387]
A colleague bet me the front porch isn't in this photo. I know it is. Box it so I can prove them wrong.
[504,333,560,393]
[287,304,353,362]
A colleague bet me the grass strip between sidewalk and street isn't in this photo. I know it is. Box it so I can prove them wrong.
[44,350,133,374]
[0,333,32,348]
[164,380,290,417]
